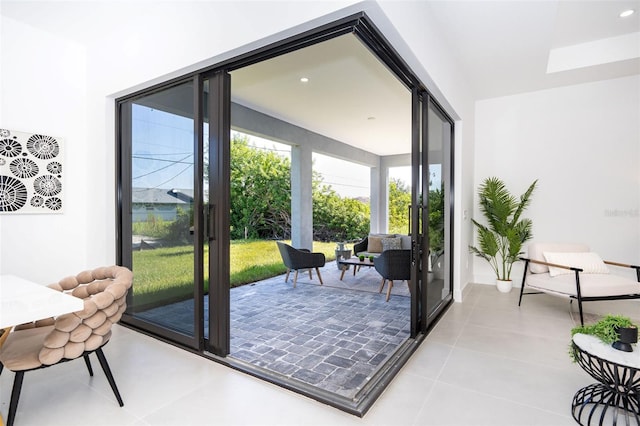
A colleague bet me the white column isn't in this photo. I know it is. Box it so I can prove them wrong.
[370,166,389,233]
[290,144,313,249]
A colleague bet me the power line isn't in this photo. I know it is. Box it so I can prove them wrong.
[133,153,192,180]
[150,164,193,190]
[133,155,193,165]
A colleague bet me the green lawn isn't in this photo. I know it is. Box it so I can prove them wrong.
[131,240,338,310]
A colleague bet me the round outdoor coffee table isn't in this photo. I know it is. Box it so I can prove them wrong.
[571,333,640,426]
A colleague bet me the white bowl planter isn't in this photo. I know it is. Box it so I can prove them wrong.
[496,279,513,293]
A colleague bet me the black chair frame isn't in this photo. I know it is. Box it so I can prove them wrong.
[0,342,123,426]
[518,257,640,326]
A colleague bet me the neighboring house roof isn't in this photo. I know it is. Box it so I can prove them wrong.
[132,188,194,204]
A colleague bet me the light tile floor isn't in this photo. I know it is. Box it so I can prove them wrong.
[1,283,638,425]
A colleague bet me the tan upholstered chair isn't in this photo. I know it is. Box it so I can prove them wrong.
[0,265,133,426]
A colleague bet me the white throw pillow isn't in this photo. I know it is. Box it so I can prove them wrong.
[543,252,610,277]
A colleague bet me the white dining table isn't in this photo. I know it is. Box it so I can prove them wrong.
[0,274,84,329]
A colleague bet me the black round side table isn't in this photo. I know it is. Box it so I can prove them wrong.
[571,333,640,426]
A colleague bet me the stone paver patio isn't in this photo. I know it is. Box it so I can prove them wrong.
[137,260,411,399]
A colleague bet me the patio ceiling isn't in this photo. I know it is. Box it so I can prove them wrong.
[230,34,412,157]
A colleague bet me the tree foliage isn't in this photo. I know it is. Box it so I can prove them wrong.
[229,135,371,242]
[388,178,411,234]
[230,136,291,240]
[312,181,370,242]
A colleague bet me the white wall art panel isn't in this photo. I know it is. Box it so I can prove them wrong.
[0,129,64,214]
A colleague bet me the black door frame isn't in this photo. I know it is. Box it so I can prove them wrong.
[116,77,205,351]
[116,10,455,416]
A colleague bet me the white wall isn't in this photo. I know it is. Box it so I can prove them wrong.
[0,1,476,298]
[0,17,88,282]
[473,75,640,285]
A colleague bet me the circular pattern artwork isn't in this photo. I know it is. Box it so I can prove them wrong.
[45,197,62,211]
[30,196,44,207]
[0,175,28,212]
[0,130,64,213]
[34,175,62,197]
[0,138,22,157]
[26,134,60,160]
[10,158,39,179]
[47,162,62,175]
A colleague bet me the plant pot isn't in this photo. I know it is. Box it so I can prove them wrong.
[612,326,638,352]
[496,279,513,293]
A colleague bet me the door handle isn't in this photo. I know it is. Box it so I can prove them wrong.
[208,204,216,241]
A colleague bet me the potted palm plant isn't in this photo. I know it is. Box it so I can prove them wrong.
[469,177,537,292]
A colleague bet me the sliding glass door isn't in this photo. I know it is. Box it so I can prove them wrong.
[118,80,204,349]
[411,91,453,333]
[424,98,453,323]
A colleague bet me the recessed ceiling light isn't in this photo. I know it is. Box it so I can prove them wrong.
[300,77,309,83]
[620,9,634,17]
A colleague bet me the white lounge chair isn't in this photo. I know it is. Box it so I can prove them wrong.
[518,243,640,325]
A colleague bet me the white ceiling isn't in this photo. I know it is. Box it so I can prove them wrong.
[425,0,640,100]
[3,0,639,157]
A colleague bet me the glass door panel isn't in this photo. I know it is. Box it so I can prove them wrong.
[426,100,452,322]
[121,81,202,348]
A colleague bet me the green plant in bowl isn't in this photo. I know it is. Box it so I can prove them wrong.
[569,314,638,361]
[369,255,375,262]
[359,255,365,261]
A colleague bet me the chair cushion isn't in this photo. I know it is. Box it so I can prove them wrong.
[527,243,590,273]
[399,235,412,250]
[526,273,640,298]
[543,252,610,277]
[367,233,394,253]
[0,325,53,370]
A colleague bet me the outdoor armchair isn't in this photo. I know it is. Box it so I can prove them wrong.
[373,249,411,301]
[276,242,325,288]
[0,265,132,426]
[519,242,640,325]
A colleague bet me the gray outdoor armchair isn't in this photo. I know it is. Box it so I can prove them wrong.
[373,249,411,301]
[276,241,326,288]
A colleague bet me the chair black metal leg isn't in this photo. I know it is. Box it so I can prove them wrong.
[95,348,124,407]
[7,371,24,426]
[84,354,94,376]
[1,362,4,375]
[518,263,529,306]
[577,299,584,326]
